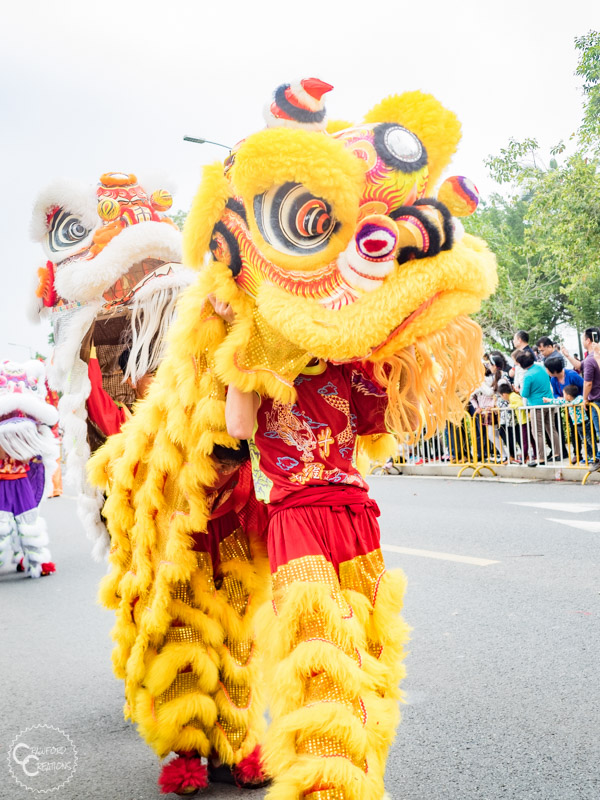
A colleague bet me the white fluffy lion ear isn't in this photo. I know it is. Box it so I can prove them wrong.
[30,178,99,242]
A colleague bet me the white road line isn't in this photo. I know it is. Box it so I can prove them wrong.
[545,518,600,533]
[509,501,600,514]
[381,544,499,566]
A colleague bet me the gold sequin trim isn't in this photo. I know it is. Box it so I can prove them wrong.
[155,672,197,710]
[165,625,203,645]
[220,680,251,709]
[195,551,216,593]
[171,582,193,604]
[367,640,384,660]
[216,719,246,750]
[305,672,366,725]
[273,555,352,617]
[296,614,361,665]
[297,736,366,771]
[298,613,327,642]
[304,790,346,800]
[338,549,385,606]
[219,528,252,563]
[221,575,249,616]
[224,637,254,666]
[234,307,308,387]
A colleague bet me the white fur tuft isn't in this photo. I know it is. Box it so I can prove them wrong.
[30,178,99,243]
[54,222,182,303]
[126,268,195,383]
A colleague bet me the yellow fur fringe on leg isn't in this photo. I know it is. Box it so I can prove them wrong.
[256,576,385,799]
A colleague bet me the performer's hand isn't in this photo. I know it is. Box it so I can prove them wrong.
[208,294,235,324]
[561,345,570,357]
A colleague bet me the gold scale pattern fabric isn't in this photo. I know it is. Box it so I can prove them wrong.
[259,548,409,800]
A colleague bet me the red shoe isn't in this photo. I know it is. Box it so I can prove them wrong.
[158,753,208,796]
[41,562,56,576]
[208,745,270,789]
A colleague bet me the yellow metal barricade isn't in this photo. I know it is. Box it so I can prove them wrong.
[368,402,600,484]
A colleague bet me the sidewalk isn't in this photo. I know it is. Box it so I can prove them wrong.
[391,459,600,483]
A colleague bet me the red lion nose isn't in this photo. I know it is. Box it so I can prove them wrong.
[362,238,389,254]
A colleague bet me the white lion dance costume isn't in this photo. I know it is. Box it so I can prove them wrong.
[89,80,497,798]
[30,172,193,558]
[0,360,59,578]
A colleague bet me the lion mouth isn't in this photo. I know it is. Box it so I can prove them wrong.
[371,292,440,355]
[327,292,440,363]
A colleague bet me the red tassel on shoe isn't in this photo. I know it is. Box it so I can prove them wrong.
[41,562,56,575]
[158,754,208,795]
[233,745,269,788]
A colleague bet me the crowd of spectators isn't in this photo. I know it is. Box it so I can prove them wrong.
[380,326,600,472]
[466,327,600,467]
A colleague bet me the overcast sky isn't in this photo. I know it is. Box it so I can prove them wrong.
[1,0,598,359]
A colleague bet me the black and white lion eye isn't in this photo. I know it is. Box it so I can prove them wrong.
[373,123,427,174]
[48,210,92,253]
[253,182,338,255]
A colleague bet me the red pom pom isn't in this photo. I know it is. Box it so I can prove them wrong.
[158,754,208,795]
[41,562,56,575]
[234,745,268,787]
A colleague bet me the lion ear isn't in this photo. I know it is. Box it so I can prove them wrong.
[326,118,354,134]
[183,163,232,269]
[363,91,462,189]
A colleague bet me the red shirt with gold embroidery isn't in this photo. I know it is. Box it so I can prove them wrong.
[0,456,29,480]
[249,361,388,504]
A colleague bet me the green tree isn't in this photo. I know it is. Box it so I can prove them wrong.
[575,30,600,153]
[466,31,600,342]
[171,209,188,231]
[465,194,569,350]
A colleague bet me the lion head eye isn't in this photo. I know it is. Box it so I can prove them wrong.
[253,182,338,255]
[48,210,92,253]
[373,124,427,173]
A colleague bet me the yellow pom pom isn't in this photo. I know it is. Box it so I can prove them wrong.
[438,176,479,217]
[151,189,173,212]
[97,197,121,221]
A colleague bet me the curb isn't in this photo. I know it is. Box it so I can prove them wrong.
[383,463,600,483]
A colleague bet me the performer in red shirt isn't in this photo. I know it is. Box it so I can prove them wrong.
[87,345,154,438]
[218,296,411,800]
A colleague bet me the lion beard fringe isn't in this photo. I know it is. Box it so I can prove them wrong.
[373,315,483,444]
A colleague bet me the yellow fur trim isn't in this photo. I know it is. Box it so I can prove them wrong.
[357,433,397,464]
[182,162,232,269]
[364,91,462,190]
[326,118,354,134]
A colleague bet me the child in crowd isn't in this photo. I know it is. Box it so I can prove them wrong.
[470,367,508,463]
[543,385,596,464]
[497,383,521,463]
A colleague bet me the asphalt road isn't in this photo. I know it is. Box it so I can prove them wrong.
[1,477,599,800]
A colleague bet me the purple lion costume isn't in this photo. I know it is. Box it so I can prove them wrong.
[0,360,59,578]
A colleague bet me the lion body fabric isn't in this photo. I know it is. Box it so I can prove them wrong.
[89,84,497,797]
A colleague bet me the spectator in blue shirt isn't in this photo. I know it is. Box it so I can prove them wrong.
[544,354,583,459]
[544,355,584,398]
[516,350,561,464]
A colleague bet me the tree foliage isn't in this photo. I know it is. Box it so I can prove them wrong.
[464,31,600,347]
[575,30,600,153]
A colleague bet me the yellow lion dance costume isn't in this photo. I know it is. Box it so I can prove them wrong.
[89,79,497,798]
